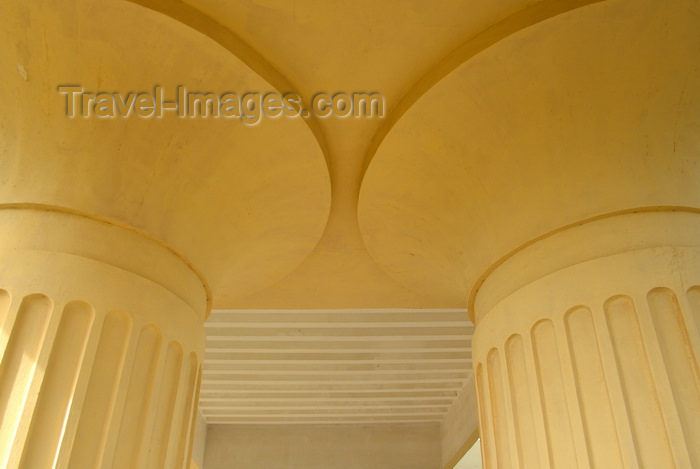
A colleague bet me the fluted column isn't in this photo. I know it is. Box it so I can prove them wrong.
[471,209,700,469]
[0,206,208,469]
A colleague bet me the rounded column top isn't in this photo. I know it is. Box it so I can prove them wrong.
[470,207,700,324]
[0,203,210,319]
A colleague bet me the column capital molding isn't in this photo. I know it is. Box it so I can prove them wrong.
[470,206,700,324]
[0,203,211,319]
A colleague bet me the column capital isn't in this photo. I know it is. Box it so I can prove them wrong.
[0,203,210,320]
[0,204,207,468]
[470,207,700,324]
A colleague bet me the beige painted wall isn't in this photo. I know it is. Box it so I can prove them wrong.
[203,424,442,469]
[440,376,479,468]
[192,412,209,468]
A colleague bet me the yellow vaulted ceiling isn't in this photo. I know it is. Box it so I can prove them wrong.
[359,0,700,306]
[1,0,698,426]
[0,0,330,304]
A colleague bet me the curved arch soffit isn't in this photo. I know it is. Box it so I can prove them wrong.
[124,0,331,169]
[359,0,605,183]
[125,0,604,197]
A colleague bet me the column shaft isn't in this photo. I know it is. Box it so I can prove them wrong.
[0,207,208,469]
[471,210,700,469]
